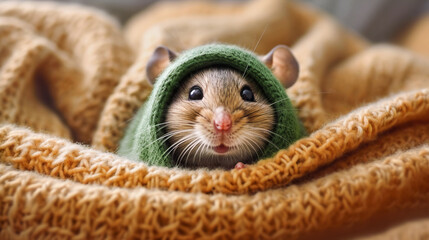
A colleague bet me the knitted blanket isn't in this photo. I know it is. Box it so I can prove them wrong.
[1,0,429,239]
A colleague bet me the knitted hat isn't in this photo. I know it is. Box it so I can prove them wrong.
[118,44,306,167]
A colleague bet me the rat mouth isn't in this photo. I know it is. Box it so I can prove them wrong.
[213,144,230,154]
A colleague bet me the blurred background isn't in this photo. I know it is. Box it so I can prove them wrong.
[10,0,429,42]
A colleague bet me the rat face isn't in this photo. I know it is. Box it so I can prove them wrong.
[164,68,274,169]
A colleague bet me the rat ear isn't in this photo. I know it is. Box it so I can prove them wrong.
[146,46,178,85]
[261,45,299,89]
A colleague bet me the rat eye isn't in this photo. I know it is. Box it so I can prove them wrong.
[240,85,255,102]
[189,85,203,100]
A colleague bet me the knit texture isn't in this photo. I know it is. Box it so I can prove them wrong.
[1,0,429,239]
[118,44,306,166]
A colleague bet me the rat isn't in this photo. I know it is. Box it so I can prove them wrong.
[144,44,299,169]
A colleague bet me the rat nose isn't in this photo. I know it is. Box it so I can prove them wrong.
[214,107,232,132]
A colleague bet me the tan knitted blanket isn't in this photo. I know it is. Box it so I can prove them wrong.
[1,0,429,239]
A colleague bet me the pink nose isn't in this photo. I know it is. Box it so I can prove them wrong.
[214,107,232,132]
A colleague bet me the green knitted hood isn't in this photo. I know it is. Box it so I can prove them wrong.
[118,44,306,167]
